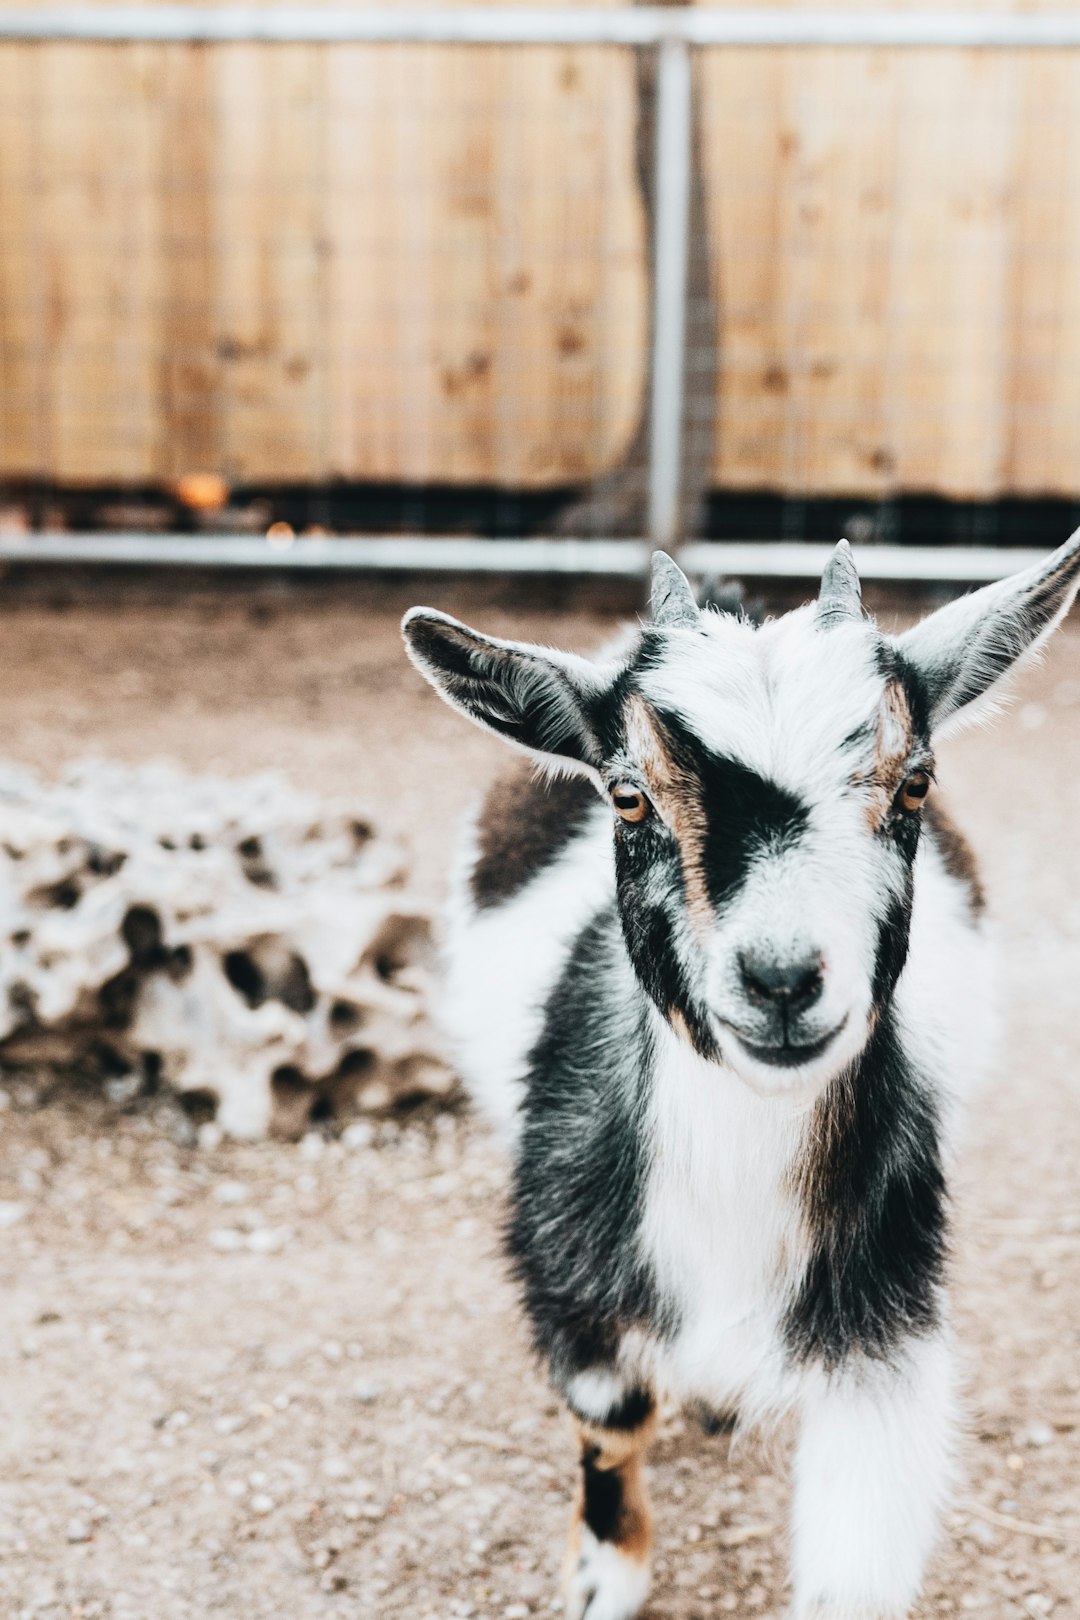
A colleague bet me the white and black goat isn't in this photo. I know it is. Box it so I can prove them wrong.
[402,534,1080,1620]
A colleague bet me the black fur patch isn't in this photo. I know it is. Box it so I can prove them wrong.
[870,886,914,1011]
[568,1384,655,1432]
[471,766,597,911]
[785,1007,948,1368]
[582,1446,625,1542]
[507,909,671,1386]
[651,706,809,906]
[612,879,717,1060]
[879,641,933,744]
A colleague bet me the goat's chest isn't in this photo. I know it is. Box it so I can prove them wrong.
[639,1042,805,1410]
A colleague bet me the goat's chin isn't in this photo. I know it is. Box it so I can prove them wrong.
[714,1016,868,1104]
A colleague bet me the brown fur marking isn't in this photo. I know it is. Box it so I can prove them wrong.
[792,1068,858,1237]
[855,679,917,830]
[621,694,713,936]
[470,764,595,910]
[570,1407,656,1565]
[924,799,985,917]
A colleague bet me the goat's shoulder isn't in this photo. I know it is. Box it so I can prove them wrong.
[469,760,599,911]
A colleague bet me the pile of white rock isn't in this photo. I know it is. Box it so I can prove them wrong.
[0,761,451,1138]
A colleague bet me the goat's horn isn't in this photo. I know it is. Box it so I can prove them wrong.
[650,552,699,628]
[816,539,863,627]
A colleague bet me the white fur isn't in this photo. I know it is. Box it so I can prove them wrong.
[636,1011,807,1423]
[565,1527,651,1620]
[439,800,612,1142]
[410,548,1080,1617]
[791,1331,957,1618]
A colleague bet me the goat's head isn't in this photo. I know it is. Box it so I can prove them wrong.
[403,533,1080,1099]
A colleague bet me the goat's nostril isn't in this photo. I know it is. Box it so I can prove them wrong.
[739,952,824,1011]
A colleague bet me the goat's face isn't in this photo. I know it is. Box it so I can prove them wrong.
[404,534,1080,1097]
[597,605,931,1097]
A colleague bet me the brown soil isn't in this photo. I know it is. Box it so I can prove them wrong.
[0,578,1077,1619]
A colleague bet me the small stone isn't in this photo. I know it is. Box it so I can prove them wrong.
[1024,1421,1054,1448]
[105,1074,142,1106]
[352,1380,381,1404]
[0,1202,26,1229]
[66,1518,92,1544]
[246,1225,291,1254]
[342,1121,374,1150]
[504,1606,529,1618]
[967,1519,998,1549]
[249,1493,275,1516]
[214,1180,250,1205]
[209,1227,244,1252]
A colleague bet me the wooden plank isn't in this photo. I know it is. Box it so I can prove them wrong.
[321,6,644,489]
[210,37,325,483]
[0,39,45,479]
[884,43,1018,496]
[1001,48,1080,497]
[158,34,221,485]
[699,0,1022,499]
[31,31,167,484]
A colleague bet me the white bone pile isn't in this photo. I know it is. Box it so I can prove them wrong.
[0,761,451,1138]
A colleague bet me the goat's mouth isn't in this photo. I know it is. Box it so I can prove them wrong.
[721,1016,848,1071]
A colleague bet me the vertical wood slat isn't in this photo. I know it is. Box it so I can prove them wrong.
[0,39,43,478]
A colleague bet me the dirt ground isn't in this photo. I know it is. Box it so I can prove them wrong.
[0,575,1078,1620]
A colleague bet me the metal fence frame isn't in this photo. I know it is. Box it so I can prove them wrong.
[4,6,1080,584]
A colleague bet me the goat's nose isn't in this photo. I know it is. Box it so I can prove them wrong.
[739,950,824,1012]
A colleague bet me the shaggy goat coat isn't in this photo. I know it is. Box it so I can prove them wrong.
[402,535,1080,1620]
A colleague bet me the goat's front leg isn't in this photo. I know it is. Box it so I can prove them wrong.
[791,1331,956,1620]
[562,1392,656,1620]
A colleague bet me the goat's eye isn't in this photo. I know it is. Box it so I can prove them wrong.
[898,771,931,813]
[611,784,650,824]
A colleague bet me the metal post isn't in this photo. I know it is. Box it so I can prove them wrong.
[647,32,693,554]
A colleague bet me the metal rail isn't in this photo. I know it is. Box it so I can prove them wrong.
[0,533,1051,586]
[3,10,1080,47]
[646,35,692,553]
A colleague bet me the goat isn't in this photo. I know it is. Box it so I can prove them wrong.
[402,535,1080,1619]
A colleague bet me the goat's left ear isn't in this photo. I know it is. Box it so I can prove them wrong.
[894,527,1080,730]
[402,607,608,773]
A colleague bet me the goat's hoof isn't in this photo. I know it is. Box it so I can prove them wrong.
[563,1526,650,1620]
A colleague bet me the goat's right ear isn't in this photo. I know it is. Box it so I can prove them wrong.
[401,607,608,773]
[893,526,1080,731]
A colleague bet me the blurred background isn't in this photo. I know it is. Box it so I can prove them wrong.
[5,2,1080,554]
[0,6,1078,1620]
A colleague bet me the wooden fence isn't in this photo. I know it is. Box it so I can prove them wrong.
[2,1,1080,501]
